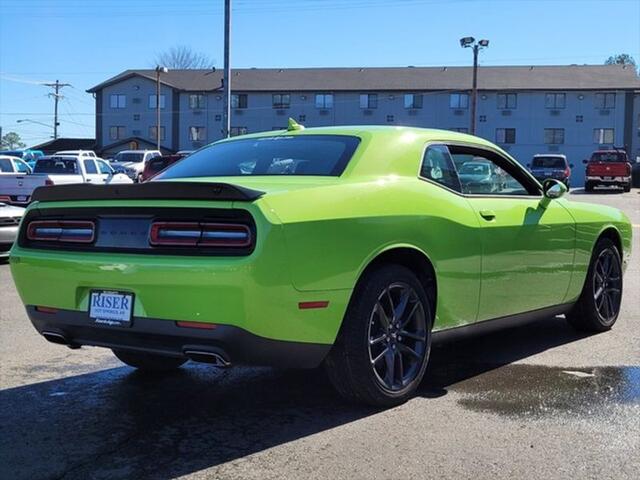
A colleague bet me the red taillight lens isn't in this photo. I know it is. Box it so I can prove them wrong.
[27,220,95,243]
[149,222,251,247]
[564,167,571,177]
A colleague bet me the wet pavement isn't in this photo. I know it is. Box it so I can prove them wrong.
[1,189,639,479]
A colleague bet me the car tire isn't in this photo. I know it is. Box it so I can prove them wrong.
[584,182,593,192]
[623,184,631,193]
[112,349,187,371]
[566,237,623,332]
[324,264,432,407]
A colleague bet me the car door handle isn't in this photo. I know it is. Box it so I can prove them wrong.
[479,209,496,221]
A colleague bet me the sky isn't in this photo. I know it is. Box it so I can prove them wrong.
[1,0,639,147]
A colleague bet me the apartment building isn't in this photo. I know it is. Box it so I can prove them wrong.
[88,64,640,184]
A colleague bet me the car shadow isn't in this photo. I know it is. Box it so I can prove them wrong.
[0,316,590,480]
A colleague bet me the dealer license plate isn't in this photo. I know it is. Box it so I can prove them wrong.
[89,290,134,327]
[604,176,613,181]
[17,195,28,202]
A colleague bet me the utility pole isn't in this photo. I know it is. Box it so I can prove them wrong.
[222,0,231,138]
[459,37,489,135]
[43,80,71,139]
[155,66,168,151]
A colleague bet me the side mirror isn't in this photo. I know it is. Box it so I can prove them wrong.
[540,179,567,209]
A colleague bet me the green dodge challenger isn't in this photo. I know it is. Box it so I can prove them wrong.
[9,123,632,406]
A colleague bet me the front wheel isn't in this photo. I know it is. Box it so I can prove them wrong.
[324,265,432,407]
[113,349,187,371]
[566,238,623,332]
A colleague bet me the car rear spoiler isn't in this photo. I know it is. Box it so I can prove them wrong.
[31,181,265,203]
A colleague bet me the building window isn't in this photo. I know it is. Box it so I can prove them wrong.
[231,94,248,109]
[595,93,615,109]
[479,115,487,123]
[593,128,614,144]
[576,115,583,123]
[450,93,469,109]
[272,94,290,109]
[298,114,306,122]
[230,126,248,137]
[148,94,166,109]
[544,128,564,144]
[109,126,125,140]
[496,128,516,144]
[360,93,378,109]
[109,94,126,109]
[189,94,206,109]
[497,93,517,109]
[315,94,333,109]
[404,93,423,109]
[450,127,469,133]
[386,115,394,122]
[133,114,140,121]
[149,126,166,141]
[545,93,566,109]
[189,126,206,141]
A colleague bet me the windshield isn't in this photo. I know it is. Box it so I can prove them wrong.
[0,158,14,172]
[532,157,566,168]
[114,152,145,163]
[590,152,627,162]
[157,135,361,179]
[459,163,490,175]
[33,158,79,174]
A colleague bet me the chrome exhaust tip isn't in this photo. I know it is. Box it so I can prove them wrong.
[41,331,80,349]
[183,349,231,367]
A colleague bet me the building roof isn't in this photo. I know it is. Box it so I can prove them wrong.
[88,65,640,93]
[30,137,96,154]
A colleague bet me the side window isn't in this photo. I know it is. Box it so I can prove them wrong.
[448,145,537,196]
[83,159,98,174]
[420,145,462,192]
[15,160,30,173]
[97,160,112,174]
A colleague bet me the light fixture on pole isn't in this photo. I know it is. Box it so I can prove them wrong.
[460,37,489,135]
[155,65,168,151]
[17,119,55,138]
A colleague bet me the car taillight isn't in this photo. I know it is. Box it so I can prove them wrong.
[149,222,252,247]
[626,164,631,176]
[564,167,571,177]
[26,220,95,243]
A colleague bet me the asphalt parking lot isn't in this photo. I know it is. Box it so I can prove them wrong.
[1,189,638,480]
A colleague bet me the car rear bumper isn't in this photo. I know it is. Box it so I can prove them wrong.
[26,306,332,368]
[586,176,631,185]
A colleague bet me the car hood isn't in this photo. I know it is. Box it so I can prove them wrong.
[0,202,25,218]
[111,161,142,169]
[458,173,490,182]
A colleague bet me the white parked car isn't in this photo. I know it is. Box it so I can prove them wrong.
[0,155,32,175]
[0,202,24,259]
[0,155,133,206]
[54,150,97,158]
[110,150,162,182]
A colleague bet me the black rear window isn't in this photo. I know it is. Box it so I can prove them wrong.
[590,152,627,162]
[531,157,566,168]
[157,135,361,179]
[33,158,79,174]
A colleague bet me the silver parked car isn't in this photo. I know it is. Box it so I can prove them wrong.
[0,202,24,259]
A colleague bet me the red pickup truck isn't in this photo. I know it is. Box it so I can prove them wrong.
[583,149,632,192]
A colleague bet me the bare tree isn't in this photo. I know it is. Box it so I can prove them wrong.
[153,45,214,69]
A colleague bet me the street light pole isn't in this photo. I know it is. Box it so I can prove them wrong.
[460,37,489,135]
[155,66,168,151]
[222,0,231,138]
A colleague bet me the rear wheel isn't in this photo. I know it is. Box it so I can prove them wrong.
[584,182,594,192]
[113,349,187,371]
[566,238,623,332]
[623,184,631,193]
[324,265,432,407]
